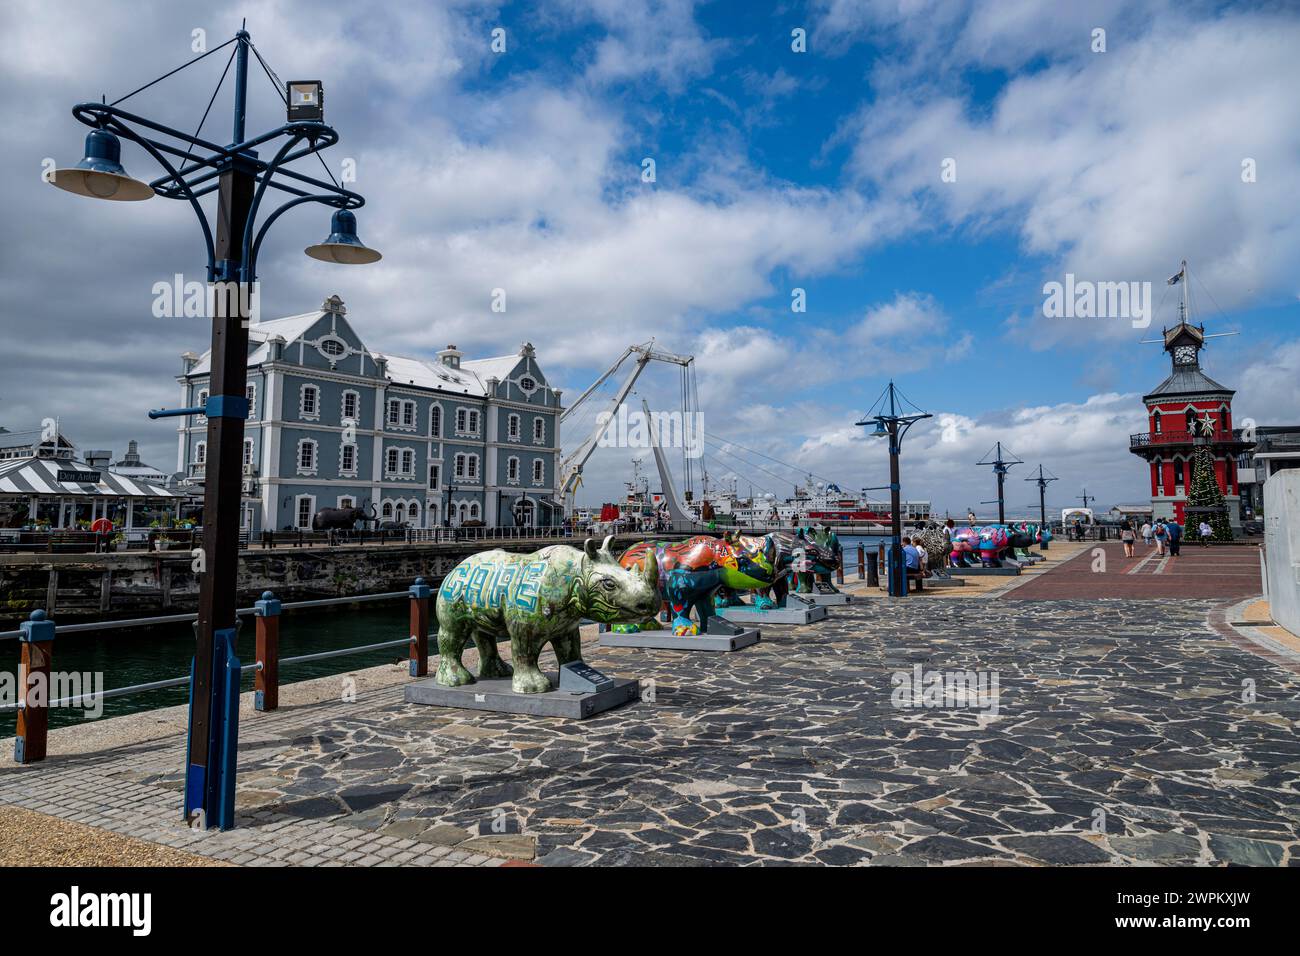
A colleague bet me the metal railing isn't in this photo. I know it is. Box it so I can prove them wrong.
[4,584,434,763]
[1129,428,1247,447]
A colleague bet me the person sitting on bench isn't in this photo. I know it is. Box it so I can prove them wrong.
[902,537,926,588]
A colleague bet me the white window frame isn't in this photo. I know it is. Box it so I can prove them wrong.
[386,445,416,478]
[533,416,545,444]
[532,458,544,485]
[196,389,209,421]
[243,438,254,467]
[381,500,394,519]
[339,442,358,478]
[430,405,442,437]
[295,494,316,530]
[401,449,414,476]
[465,453,479,481]
[428,463,441,490]
[468,409,480,436]
[469,501,480,520]
[297,438,319,476]
[299,384,320,421]
[194,440,207,465]
[341,389,360,424]
[508,414,520,441]
[454,453,466,479]
[245,382,257,421]
[337,496,356,510]
[507,456,520,484]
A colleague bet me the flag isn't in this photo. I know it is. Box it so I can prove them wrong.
[1167,268,1184,286]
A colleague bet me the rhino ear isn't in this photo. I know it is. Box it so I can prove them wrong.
[600,534,614,555]
[584,538,600,560]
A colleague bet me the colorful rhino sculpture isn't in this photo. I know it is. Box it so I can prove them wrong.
[619,533,778,635]
[434,536,660,694]
[948,523,1047,567]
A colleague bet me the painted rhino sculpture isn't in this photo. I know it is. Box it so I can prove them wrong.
[619,533,778,634]
[434,536,659,694]
[948,523,1046,567]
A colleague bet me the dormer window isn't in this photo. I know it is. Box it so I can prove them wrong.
[518,376,536,394]
[319,337,346,357]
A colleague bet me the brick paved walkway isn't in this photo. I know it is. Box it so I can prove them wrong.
[3,595,1297,866]
[1003,542,1265,600]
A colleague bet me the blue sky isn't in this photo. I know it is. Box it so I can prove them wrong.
[4,0,1299,515]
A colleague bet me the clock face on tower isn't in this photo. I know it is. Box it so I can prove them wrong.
[1174,345,1197,365]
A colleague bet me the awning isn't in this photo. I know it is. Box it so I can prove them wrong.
[0,456,179,498]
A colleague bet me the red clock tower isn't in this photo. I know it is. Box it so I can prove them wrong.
[1128,314,1250,529]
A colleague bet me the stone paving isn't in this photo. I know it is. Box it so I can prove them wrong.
[2,595,1298,866]
[1006,541,1265,601]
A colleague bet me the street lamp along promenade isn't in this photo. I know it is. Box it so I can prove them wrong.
[49,26,380,830]
[856,382,931,597]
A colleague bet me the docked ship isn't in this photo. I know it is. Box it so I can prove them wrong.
[588,466,930,531]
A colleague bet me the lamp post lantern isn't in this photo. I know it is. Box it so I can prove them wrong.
[857,381,931,597]
[51,27,380,830]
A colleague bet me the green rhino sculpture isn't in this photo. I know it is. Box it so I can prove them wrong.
[434,536,660,694]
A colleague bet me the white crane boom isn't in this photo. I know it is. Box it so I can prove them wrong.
[556,340,693,506]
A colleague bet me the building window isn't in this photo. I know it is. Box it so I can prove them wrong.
[395,502,406,524]
[319,337,346,357]
[340,443,357,476]
[341,390,360,423]
[467,455,478,481]
[507,457,520,483]
[197,389,209,420]
[532,459,544,484]
[469,502,480,520]
[300,384,320,420]
[508,414,520,441]
[382,501,393,519]
[387,448,400,474]
[468,410,479,435]
[194,441,206,465]
[1152,410,1161,435]
[388,398,416,430]
[533,417,545,444]
[401,449,414,475]
[455,408,466,433]
[243,438,254,467]
[454,454,466,479]
[403,402,416,428]
[246,383,257,420]
[1153,459,1162,494]
[408,502,420,527]
[296,496,315,529]
[297,439,318,476]
[429,463,440,490]
[518,375,536,393]
[1174,459,1185,488]
[1185,409,1196,434]
[430,405,441,437]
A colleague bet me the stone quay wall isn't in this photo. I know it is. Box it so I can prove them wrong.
[0,534,655,625]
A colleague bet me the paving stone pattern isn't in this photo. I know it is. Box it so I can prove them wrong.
[2,598,1298,866]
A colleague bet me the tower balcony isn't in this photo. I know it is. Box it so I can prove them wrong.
[1129,428,1253,454]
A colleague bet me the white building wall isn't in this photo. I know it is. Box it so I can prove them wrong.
[1264,471,1300,639]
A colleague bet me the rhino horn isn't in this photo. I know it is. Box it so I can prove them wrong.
[584,537,600,560]
[642,553,658,588]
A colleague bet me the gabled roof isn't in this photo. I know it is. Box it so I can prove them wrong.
[1144,366,1233,401]
[187,311,326,376]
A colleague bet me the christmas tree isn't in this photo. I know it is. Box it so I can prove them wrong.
[1186,444,1233,541]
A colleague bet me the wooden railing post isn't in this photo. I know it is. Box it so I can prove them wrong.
[15,609,56,764]
[253,591,282,712]
[409,577,431,677]
[857,544,866,580]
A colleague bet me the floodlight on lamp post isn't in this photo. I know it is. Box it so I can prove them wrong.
[48,26,380,832]
[856,381,931,597]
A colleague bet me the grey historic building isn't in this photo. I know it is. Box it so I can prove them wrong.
[176,295,562,533]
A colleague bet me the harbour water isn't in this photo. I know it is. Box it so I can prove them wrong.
[0,600,412,735]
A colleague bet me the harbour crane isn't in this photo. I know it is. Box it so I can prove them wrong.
[556,340,694,508]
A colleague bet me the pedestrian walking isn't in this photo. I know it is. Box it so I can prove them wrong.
[1153,519,1168,555]
[1198,520,1213,547]
[1166,519,1182,556]
[1120,521,1136,557]
[1140,521,1153,548]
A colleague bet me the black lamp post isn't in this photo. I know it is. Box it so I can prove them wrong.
[50,27,380,830]
[1024,464,1058,549]
[977,442,1022,524]
[857,381,931,597]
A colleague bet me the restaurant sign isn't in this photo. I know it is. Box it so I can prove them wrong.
[57,470,102,484]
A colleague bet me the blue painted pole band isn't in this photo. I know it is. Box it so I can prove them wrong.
[205,395,249,419]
